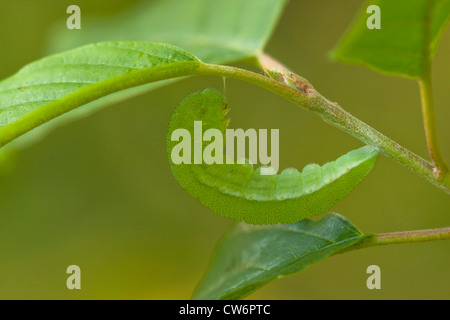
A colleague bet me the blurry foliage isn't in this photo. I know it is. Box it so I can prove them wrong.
[0,0,448,299]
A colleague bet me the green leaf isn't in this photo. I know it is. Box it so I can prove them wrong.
[47,0,287,64]
[193,213,366,300]
[1,0,287,160]
[0,41,202,148]
[331,0,450,78]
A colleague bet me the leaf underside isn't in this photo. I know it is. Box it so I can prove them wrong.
[47,0,287,64]
[0,41,204,149]
[332,0,450,78]
[193,213,366,300]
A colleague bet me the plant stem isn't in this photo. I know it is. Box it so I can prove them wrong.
[256,52,290,71]
[198,63,450,193]
[418,0,448,180]
[1,59,449,193]
[340,226,450,254]
[419,70,448,179]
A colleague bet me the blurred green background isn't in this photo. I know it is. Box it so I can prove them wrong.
[0,0,448,299]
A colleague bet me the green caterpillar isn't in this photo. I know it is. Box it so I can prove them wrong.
[167,88,378,225]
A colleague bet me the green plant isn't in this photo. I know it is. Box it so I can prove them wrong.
[0,0,448,299]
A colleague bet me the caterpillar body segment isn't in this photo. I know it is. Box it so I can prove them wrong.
[167,88,378,224]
